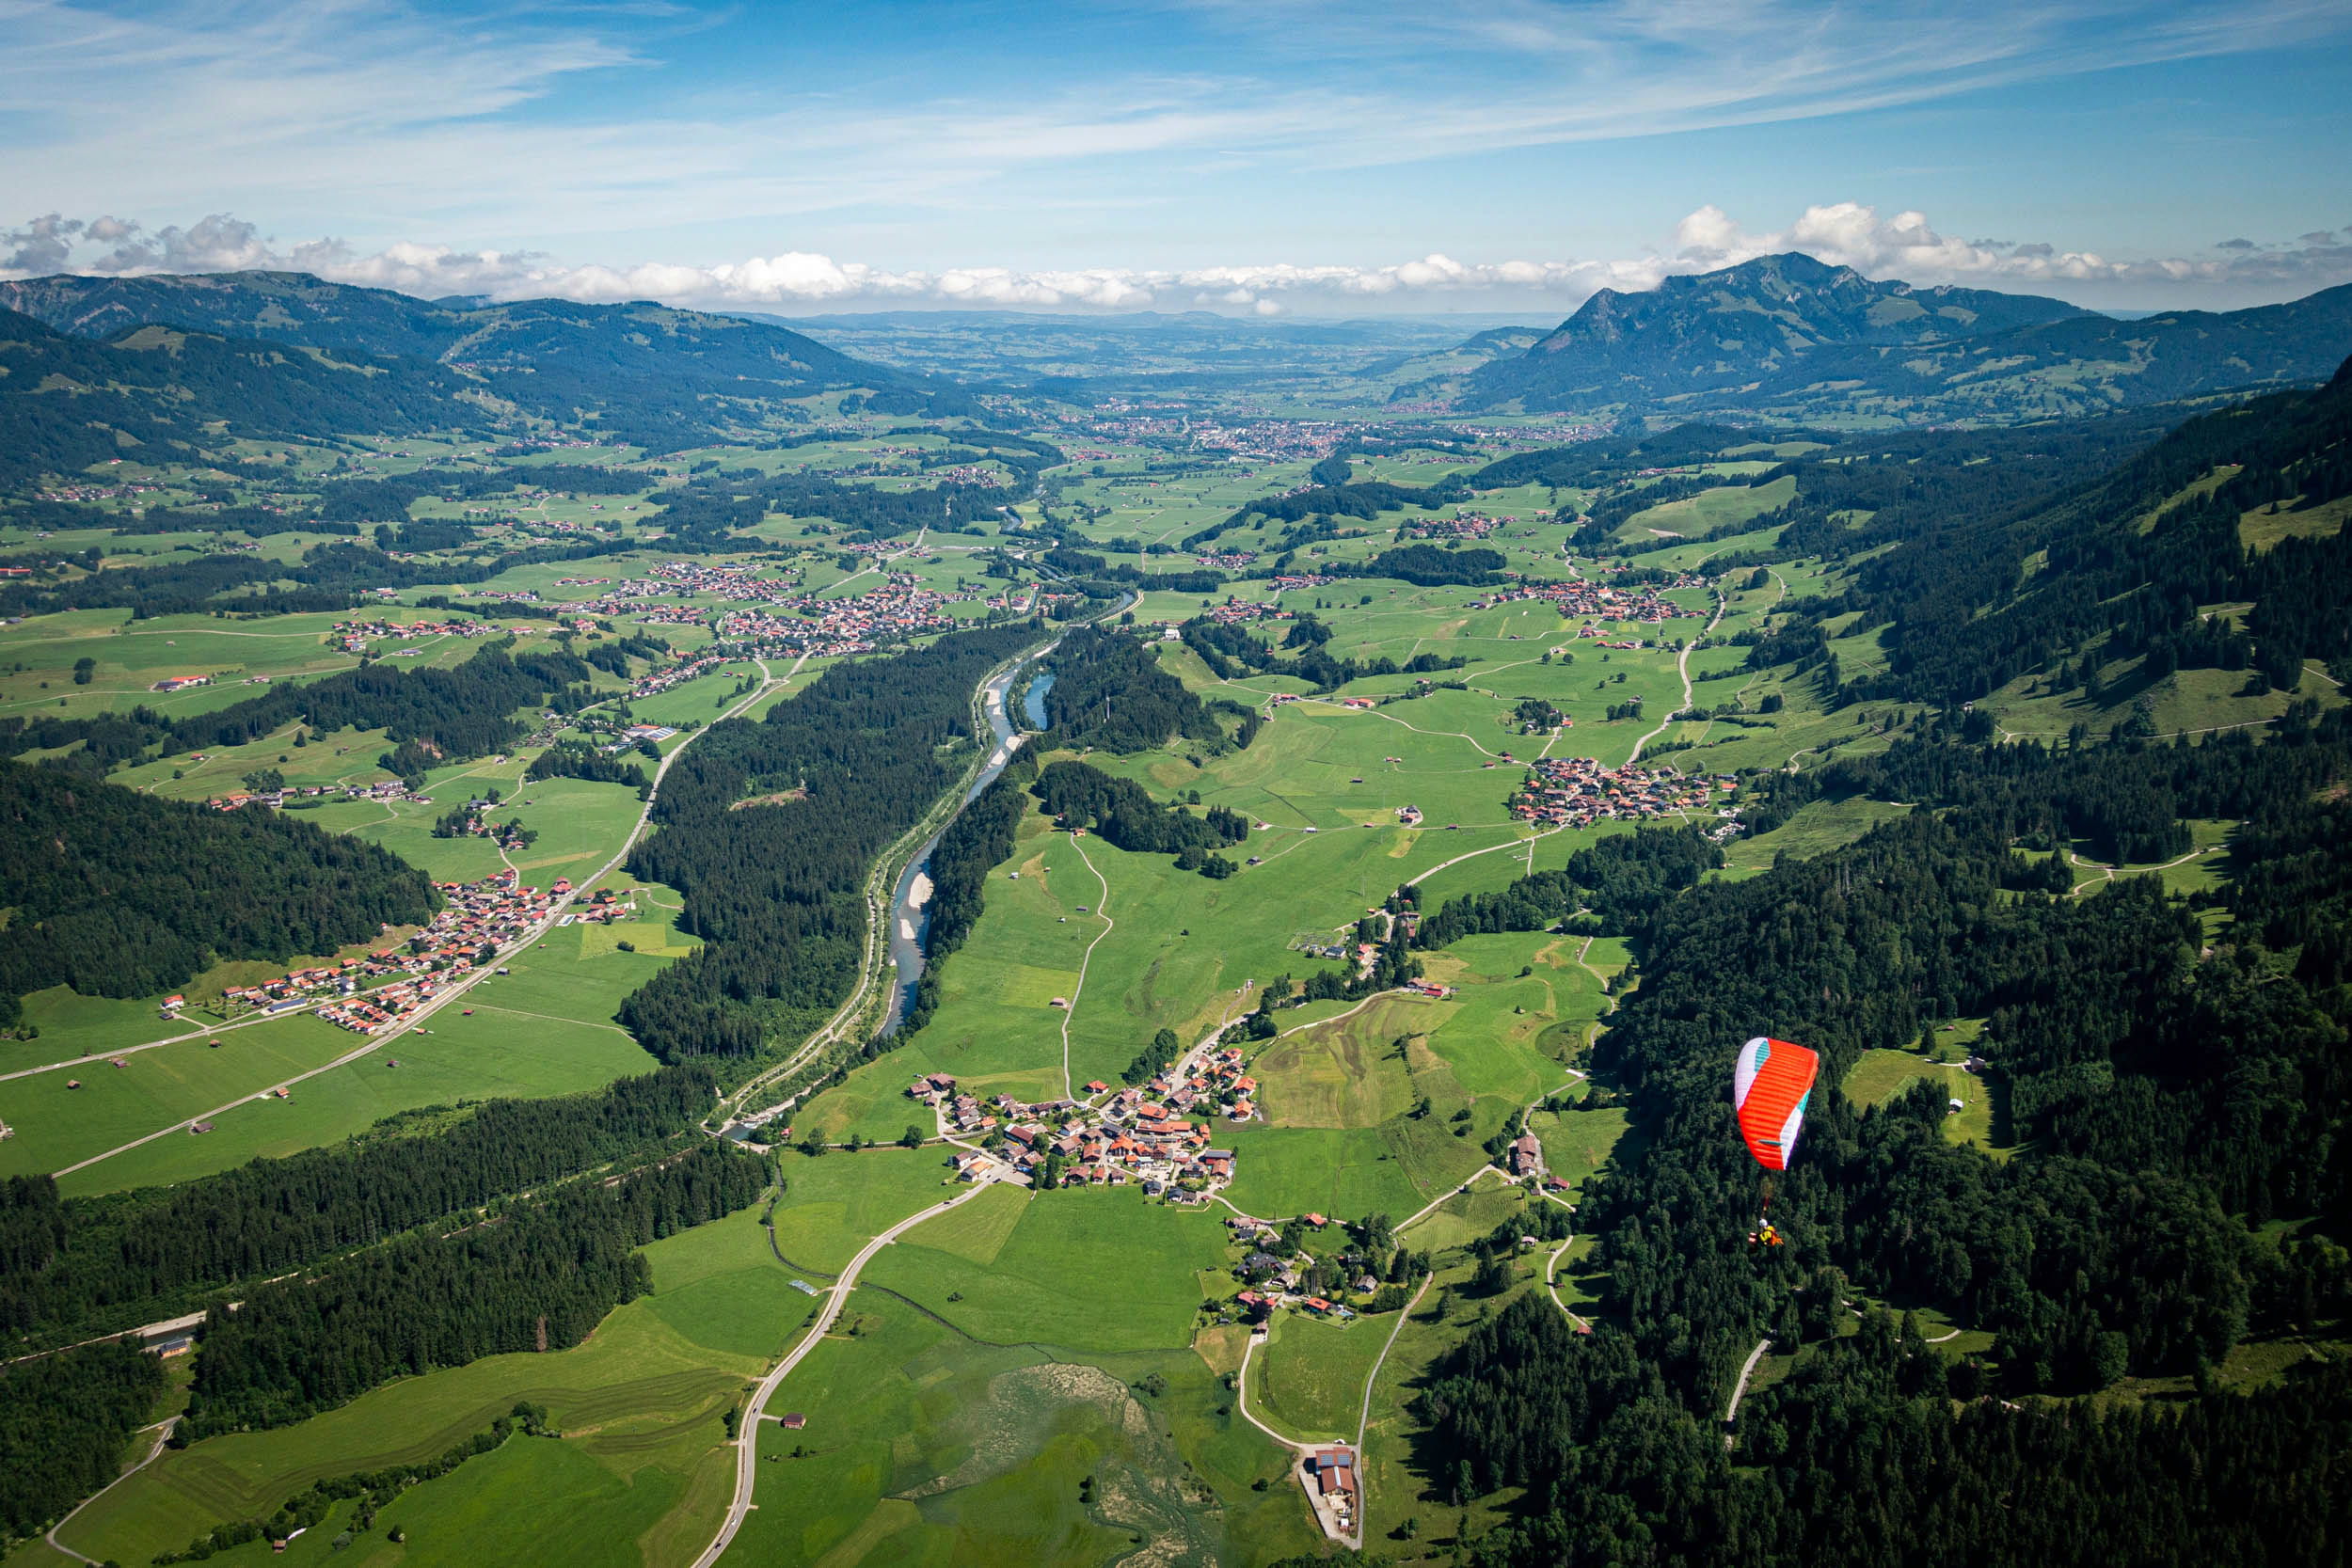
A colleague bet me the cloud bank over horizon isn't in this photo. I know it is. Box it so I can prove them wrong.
[4,204,2347,320]
[3,2,2347,319]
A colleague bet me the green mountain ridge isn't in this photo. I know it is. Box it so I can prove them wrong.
[0,272,968,450]
[1467,251,2352,423]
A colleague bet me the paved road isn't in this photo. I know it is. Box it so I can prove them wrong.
[693,1177,1000,1568]
[1628,584,1725,765]
[49,1416,179,1562]
[52,657,793,1181]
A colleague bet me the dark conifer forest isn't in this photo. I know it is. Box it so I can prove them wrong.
[1035,625,1224,752]
[0,764,440,1025]
[1406,706,2352,1567]
[617,621,1040,1059]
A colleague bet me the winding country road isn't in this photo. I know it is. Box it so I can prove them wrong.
[1057,831,1115,1101]
[693,1176,1001,1568]
[1628,583,1726,766]
[49,1417,179,1562]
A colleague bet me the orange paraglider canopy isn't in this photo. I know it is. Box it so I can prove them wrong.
[1733,1036,1819,1172]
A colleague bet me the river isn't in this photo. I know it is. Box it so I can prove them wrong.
[878,655,1033,1035]
[1023,669,1055,729]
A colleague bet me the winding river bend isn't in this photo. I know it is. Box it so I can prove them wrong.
[879,656,1037,1034]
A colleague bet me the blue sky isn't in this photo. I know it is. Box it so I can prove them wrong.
[2,0,2347,313]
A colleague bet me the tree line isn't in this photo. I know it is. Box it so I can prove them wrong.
[617,622,1041,1060]
[0,762,440,1027]
[1181,612,1465,693]
[182,1141,764,1438]
[1033,625,1227,753]
[1031,759,1249,870]
[1,1064,719,1350]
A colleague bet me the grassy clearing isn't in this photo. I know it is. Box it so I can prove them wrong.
[1248,1312,1390,1443]
[1528,1103,1630,1194]
[864,1186,1229,1353]
[1720,798,1913,877]
[766,1147,963,1275]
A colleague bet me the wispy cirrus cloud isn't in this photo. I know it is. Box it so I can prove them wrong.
[3,0,2347,250]
[8,203,2347,315]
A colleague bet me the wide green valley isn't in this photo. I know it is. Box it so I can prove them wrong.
[4,203,2352,1568]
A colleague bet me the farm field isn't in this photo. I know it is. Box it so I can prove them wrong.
[0,1010,367,1182]
[765,1146,965,1275]
[728,1290,1318,1568]
[1248,1311,1390,1443]
[861,1185,1228,1353]
[49,1209,782,1568]
[52,917,671,1196]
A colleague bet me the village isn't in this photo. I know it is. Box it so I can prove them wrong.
[195,870,635,1036]
[710,575,975,658]
[908,1042,1261,1196]
[1506,752,1737,829]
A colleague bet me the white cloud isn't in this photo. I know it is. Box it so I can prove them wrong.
[6,203,2349,316]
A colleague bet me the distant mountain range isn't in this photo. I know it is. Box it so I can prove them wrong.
[0,273,964,449]
[1463,253,2352,423]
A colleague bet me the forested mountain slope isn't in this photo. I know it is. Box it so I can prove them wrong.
[1466,252,2352,421]
[1747,355,2352,705]
[1467,252,2086,406]
[0,272,965,449]
[0,308,477,485]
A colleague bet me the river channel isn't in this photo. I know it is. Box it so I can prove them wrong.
[878,655,1038,1034]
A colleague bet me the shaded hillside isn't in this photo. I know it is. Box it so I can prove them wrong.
[1743,356,2352,705]
[0,272,967,448]
[0,308,475,485]
[1741,284,2352,422]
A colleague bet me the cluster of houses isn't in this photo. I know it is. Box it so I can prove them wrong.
[326,616,523,655]
[1454,572,1707,626]
[1506,754,1734,830]
[1194,550,1259,570]
[627,652,725,701]
[208,777,432,812]
[1267,572,1336,592]
[642,560,806,607]
[911,1047,1261,1195]
[1200,598,1294,630]
[1397,511,1512,542]
[39,481,167,503]
[712,578,965,658]
[217,870,588,1033]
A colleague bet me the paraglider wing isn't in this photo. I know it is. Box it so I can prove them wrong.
[1734,1036,1819,1171]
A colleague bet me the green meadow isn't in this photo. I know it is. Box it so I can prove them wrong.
[54,916,670,1196]
[862,1185,1228,1353]
[53,1209,783,1568]
[1248,1311,1390,1443]
[729,1291,1317,1568]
